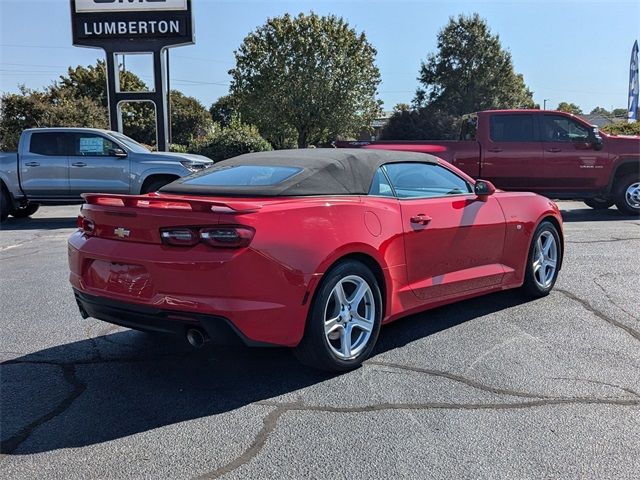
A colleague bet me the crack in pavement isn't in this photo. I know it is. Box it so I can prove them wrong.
[551,377,640,399]
[196,396,640,479]
[555,288,640,342]
[365,360,549,399]
[0,364,86,455]
[593,274,639,323]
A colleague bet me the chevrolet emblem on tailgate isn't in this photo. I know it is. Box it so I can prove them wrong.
[114,227,130,238]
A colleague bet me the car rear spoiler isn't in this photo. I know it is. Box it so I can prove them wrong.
[81,193,262,214]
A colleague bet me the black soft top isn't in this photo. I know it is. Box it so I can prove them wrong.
[161,148,440,197]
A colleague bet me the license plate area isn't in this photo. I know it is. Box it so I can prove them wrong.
[85,260,153,299]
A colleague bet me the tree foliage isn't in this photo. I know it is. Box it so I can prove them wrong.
[229,12,381,148]
[0,86,108,150]
[601,121,640,136]
[189,117,272,161]
[209,95,237,128]
[379,105,460,140]
[415,13,535,116]
[589,106,610,116]
[170,90,213,146]
[556,102,583,115]
[0,61,212,150]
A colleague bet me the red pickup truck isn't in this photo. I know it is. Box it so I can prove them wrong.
[342,110,640,215]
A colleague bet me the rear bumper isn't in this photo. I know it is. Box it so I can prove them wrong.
[68,232,314,347]
[74,289,273,347]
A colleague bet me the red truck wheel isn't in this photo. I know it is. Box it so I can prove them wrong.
[614,174,640,216]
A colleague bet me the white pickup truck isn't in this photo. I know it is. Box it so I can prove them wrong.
[0,127,212,221]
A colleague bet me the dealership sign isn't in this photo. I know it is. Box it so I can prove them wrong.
[70,0,194,49]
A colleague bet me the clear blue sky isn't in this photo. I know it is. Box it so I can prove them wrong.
[1,0,638,114]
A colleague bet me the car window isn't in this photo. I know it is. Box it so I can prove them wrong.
[368,168,395,197]
[72,134,119,156]
[181,165,302,187]
[490,114,536,142]
[110,131,150,153]
[542,115,590,142]
[29,133,67,156]
[383,163,472,199]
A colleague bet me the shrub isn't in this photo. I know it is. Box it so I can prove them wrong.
[169,143,189,153]
[189,118,272,161]
[601,121,640,136]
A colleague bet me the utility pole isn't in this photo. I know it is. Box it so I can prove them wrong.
[543,99,550,110]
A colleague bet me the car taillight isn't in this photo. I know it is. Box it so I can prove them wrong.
[159,226,254,249]
[160,228,199,246]
[200,227,254,248]
[77,215,94,234]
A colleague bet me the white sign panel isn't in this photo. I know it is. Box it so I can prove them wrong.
[75,0,187,13]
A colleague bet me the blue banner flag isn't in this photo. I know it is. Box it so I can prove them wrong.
[629,40,639,123]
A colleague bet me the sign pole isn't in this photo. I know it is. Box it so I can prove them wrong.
[70,0,194,151]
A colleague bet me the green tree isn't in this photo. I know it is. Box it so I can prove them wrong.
[590,106,611,116]
[0,61,213,149]
[380,104,459,140]
[229,12,381,148]
[189,116,272,161]
[209,94,237,128]
[0,86,107,150]
[601,121,640,136]
[415,13,535,115]
[611,108,629,118]
[170,90,213,146]
[556,102,583,115]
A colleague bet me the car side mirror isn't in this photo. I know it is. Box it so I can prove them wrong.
[109,148,128,158]
[474,179,496,199]
[589,126,604,151]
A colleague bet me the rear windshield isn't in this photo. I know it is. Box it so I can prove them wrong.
[181,165,302,187]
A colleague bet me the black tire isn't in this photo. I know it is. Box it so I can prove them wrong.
[583,198,614,210]
[294,260,382,371]
[10,202,40,219]
[521,221,562,298]
[141,177,176,194]
[613,173,640,216]
[0,188,10,222]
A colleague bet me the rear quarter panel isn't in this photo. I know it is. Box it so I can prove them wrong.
[494,192,564,287]
[233,196,411,322]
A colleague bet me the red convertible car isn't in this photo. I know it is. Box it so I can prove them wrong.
[69,149,563,371]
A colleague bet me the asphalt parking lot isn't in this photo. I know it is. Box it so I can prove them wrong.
[1,202,639,479]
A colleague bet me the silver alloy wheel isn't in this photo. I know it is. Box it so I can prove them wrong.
[323,275,375,360]
[532,231,558,289]
[625,181,640,210]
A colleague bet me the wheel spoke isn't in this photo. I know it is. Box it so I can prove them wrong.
[348,281,369,307]
[324,316,341,335]
[545,258,557,270]
[333,282,348,306]
[533,258,542,273]
[542,237,552,255]
[340,324,353,357]
[350,313,373,333]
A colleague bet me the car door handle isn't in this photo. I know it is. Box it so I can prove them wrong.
[487,148,503,153]
[546,148,562,153]
[25,161,40,167]
[410,214,432,225]
[72,162,87,167]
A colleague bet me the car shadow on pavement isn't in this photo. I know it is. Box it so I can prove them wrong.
[559,207,638,223]
[0,216,78,231]
[1,290,533,455]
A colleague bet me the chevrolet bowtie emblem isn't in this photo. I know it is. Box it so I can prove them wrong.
[114,227,131,238]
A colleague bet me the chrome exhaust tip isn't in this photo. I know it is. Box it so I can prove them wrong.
[186,328,207,348]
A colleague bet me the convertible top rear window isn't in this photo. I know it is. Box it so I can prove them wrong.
[180,165,302,187]
[161,149,441,197]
